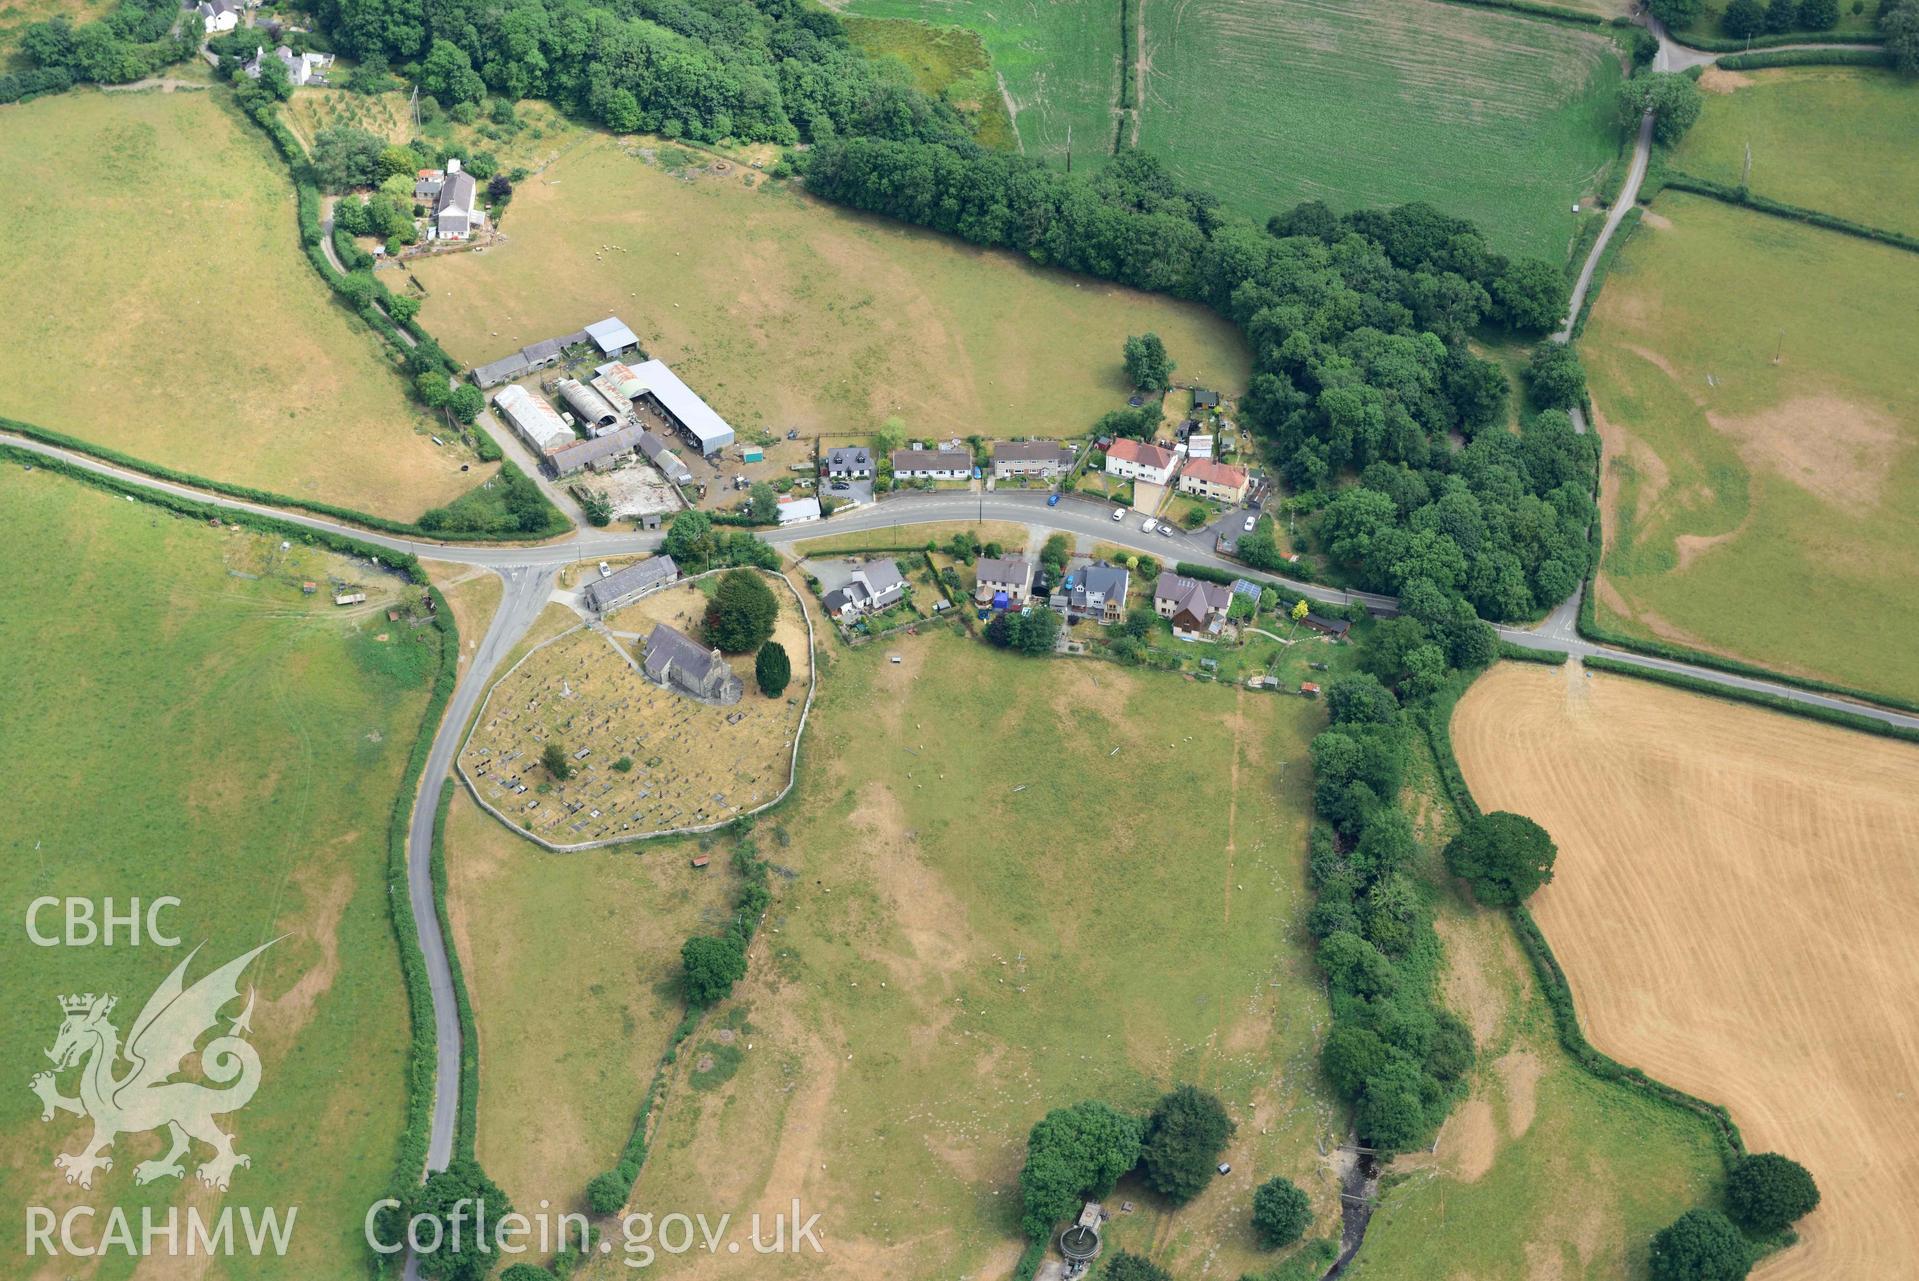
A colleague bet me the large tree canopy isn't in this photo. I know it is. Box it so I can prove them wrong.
[1443,811,1557,906]
[1018,1102,1143,1239]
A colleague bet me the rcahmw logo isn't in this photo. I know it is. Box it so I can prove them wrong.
[23,919,299,1259]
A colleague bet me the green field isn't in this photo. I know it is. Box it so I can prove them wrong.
[0,465,440,1275]
[1585,193,1919,702]
[410,138,1249,440]
[0,91,489,520]
[0,0,112,57]
[846,0,1626,259]
[583,630,1346,1279]
[847,0,1122,165]
[1670,67,1919,239]
[843,15,1019,150]
[1344,741,1720,1280]
[1674,0,1880,42]
[1138,0,1625,259]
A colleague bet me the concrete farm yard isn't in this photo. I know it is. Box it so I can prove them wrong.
[577,630,1345,1280]
[405,137,1249,442]
[0,465,443,1277]
[846,0,1626,258]
[0,92,489,520]
[1451,663,1919,1281]
[1582,193,1919,703]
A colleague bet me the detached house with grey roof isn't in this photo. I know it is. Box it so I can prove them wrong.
[975,556,1034,608]
[822,559,908,620]
[1153,572,1235,642]
[641,623,742,705]
[1052,561,1130,625]
[825,447,873,479]
[418,159,484,241]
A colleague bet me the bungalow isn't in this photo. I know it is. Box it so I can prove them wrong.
[582,555,679,614]
[1052,561,1130,625]
[641,623,742,705]
[1153,572,1235,643]
[825,447,873,480]
[975,556,1034,608]
[1105,438,1181,487]
[891,447,971,481]
[1193,388,1221,411]
[1177,458,1251,505]
[776,497,822,526]
[1303,613,1353,642]
[823,559,908,620]
[991,440,1073,481]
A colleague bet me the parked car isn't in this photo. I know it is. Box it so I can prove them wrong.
[1141,517,1156,533]
[1243,515,1257,532]
[597,561,611,577]
[1047,493,1060,507]
[1111,508,1125,521]
[1157,524,1174,538]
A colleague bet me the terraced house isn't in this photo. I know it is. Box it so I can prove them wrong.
[991,440,1073,481]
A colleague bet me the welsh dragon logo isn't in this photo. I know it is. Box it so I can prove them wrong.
[31,941,275,1191]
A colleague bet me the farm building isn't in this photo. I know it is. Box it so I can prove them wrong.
[991,440,1073,481]
[493,384,575,456]
[594,361,647,400]
[583,555,680,614]
[1178,458,1250,504]
[625,359,734,456]
[891,447,971,480]
[823,559,907,620]
[975,556,1034,608]
[471,329,591,388]
[1052,561,1129,624]
[776,497,821,525]
[1105,438,1181,486]
[556,378,623,430]
[825,447,873,479]
[640,623,742,705]
[549,424,647,478]
[1303,614,1352,641]
[637,431,695,487]
[584,316,639,358]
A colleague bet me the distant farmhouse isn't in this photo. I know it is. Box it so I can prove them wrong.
[992,441,1073,481]
[583,556,680,615]
[244,43,331,86]
[196,0,240,32]
[891,447,971,481]
[1053,561,1129,625]
[414,159,484,241]
[1105,438,1181,486]
[823,559,906,620]
[493,384,573,456]
[641,624,743,705]
[975,556,1034,608]
[825,447,873,480]
[1154,572,1234,642]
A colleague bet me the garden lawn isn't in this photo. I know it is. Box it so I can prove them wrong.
[442,791,739,1214]
[410,138,1247,441]
[1583,192,1919,702]
[0,464,440,1277]
[1672,66,1919,240]
[0,91,486,519]
[588,629,1343,1280]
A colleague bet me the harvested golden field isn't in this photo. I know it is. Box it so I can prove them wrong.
[409,137,1248,439]
[0,91,484,519]
[1452,663,1919,1280]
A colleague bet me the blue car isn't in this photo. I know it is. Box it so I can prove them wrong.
[1047,493,1061,507]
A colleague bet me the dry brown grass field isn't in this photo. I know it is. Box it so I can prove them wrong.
[0,92,484,519]
[408,137,1248,441]
[1451,662,1919,1280]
